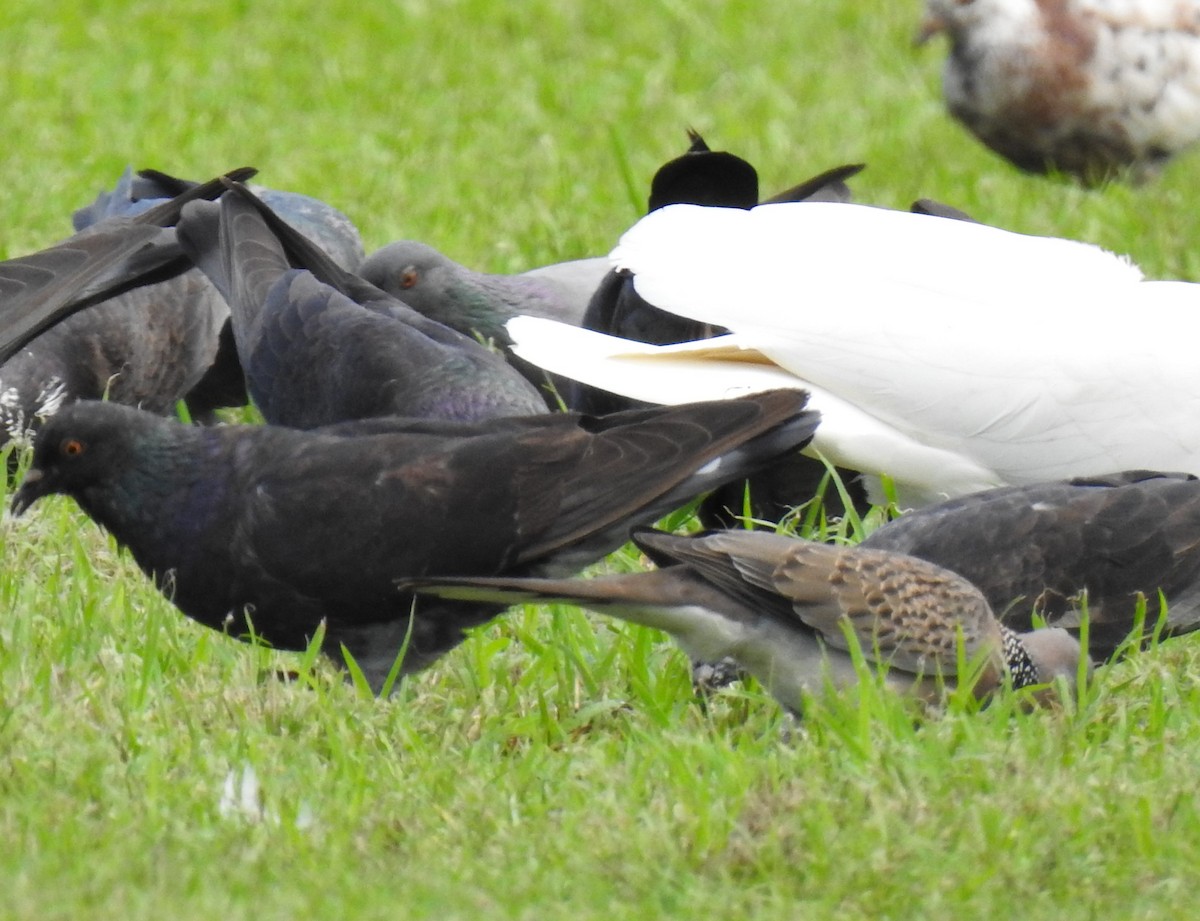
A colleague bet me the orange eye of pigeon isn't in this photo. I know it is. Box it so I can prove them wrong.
[400,267,419,289]
[61,439,85,457]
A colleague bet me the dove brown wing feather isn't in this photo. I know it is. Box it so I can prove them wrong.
[637,529,1006,684]
[771,543,1006,683]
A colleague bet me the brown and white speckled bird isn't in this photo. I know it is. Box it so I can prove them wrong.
[919,0,1200,183]
[405,529,1084,714]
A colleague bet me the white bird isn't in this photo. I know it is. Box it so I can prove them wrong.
[918,0,1200,184]
[506,201,1200,507]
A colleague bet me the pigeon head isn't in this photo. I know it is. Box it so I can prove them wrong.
[359,242,454,309]
[359,241,524,345]
[1005,626,1088,699]
[12,401,174,518]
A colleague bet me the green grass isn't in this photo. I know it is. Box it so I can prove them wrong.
[3,1,1200,917]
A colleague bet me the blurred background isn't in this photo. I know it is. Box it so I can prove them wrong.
[4,0,1197,279]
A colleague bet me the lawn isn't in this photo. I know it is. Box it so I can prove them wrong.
[1,1,1199,918]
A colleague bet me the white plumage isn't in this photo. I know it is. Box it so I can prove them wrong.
[508,202,1200,506]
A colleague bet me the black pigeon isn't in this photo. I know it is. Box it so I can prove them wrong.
[12,390,821,691]
[404,528,1084,714]
[175,183,548,428]
[0,168,255,363]
[861,470,1200,660]
[0,168,256,445]
[575,132,869,525]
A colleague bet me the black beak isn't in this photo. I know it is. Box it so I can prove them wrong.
[11,468,46,517]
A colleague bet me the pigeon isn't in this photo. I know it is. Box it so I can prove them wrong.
[579,132,862,383]
[918,0,1200,183]
[572,132,868,523]
[403,528,1084,715]
[74,166,365,272]
[355,239,594,409]
[357,241,593,349]
[74,167,367,420]
[175,183,548,428]
[862,470,1200,659]
[519,258,612,316]
[505,200,1200,507]
[0,168,256,361]
[11,390,820,691]
[0,168,256,445]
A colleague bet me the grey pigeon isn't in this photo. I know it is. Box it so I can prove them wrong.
[918,0,1200,184]
[74,166,365,272]
[405,528,1084,714]
[357,241,592,349]
[12,390,819,691]
[175,183,548,428]
[356,239,591,408]
[861,470,1200,659]
[0,168,256,445]
[72,167,367,420]
[519,257,611,316]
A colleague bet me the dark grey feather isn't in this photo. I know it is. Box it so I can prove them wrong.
[861,471,1200,658]
[176,183,548,428]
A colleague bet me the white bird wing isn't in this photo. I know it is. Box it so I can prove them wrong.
[509,202,1200,504]
[506,317,1008,505]
[613,202,1145,325]
[599,202,1200,493]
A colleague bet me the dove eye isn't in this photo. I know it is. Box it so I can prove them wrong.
[61,438,85,457]
[400,267,419,289]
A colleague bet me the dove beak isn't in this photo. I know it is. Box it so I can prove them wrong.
[914,13,946,46]
[11,468,46,517]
